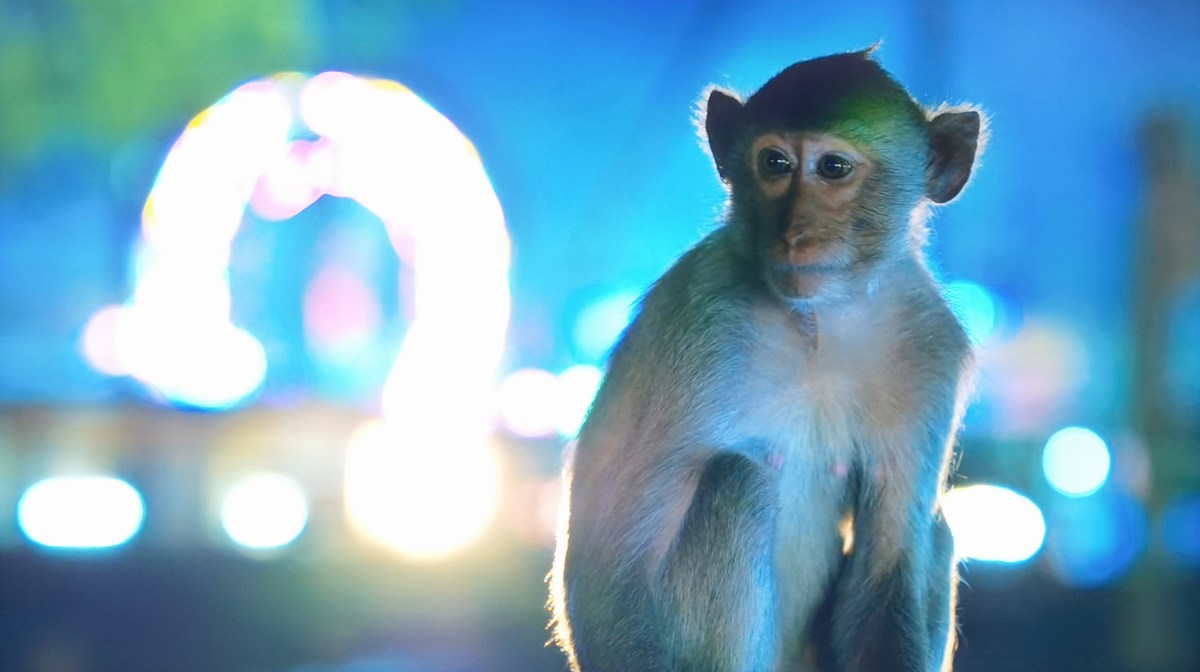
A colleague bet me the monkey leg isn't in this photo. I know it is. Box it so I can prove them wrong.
[826,497,942,672]
[659,452,780,672]
[925,513,958,672]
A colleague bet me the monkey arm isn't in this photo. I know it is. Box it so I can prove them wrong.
[559,439,781,672]
[552,230,780,672]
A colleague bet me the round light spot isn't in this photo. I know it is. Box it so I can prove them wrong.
[220,473,309,550]
[1043,426,1111,497]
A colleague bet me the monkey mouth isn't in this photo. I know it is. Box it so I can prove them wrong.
[766,262,848,300]
[788,263,847,274]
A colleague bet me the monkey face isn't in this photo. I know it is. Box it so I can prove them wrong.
[702,51,983,308]
[743,131,881,303]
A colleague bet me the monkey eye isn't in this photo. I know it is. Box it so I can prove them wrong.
[758,148,794,178]
[816,153,855,181]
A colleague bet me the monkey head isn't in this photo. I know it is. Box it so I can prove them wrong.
[701,49,983,306]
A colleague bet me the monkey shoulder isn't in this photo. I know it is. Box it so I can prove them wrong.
[891,274,975,394]
[613,227,757,372]
[583,229,756,443]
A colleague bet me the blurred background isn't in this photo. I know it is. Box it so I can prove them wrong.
[1,0,1198,670]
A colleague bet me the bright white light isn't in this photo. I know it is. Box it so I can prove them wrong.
[18,477,146,549]
[1043,426,1111,497]
[344,420,502,561]
[572,291,639,363]
[113,308,267,409]
[497,368,561,438]
[80,304,125,376]
[945,280,998,344]
[220,473,309,550]
[941,484,1046,563]
[555,365,603,437]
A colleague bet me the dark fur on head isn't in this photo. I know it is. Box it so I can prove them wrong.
[701,49,983,207]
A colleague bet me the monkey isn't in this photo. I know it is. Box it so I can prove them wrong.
[548,49,984,672]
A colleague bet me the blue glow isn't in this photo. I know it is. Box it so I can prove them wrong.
[17,477,146,549]
[1160,493,1200,567]
[944,280,998,344]
[571,291,640,363]
[1046,491,1147,588]
[941,484,1046,563]
[1043,426,1111,497]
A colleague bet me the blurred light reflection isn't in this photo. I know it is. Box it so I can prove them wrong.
[941,484,1046,563]
[1043,426,1111,497]
[220,473,310,551]
[944,280,998,344]
[571,290,639,363]
[18,477,146,549]
[555,364,603,437]
[1046,491,1148,588]
[343,419,501,561]
[1160,493,1200,567]
[497,368,561,438]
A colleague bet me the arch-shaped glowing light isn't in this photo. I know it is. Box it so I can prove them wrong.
[220,473,309,550]
[941,484,1046,563]
[81,72,511,417]
[18,477,146,549]
[1043,426,1111,497]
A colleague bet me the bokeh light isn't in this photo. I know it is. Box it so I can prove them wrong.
[555,364,603,437]
[497,368,561,438]
[17,477,146,549]
[1160,493,1200,567]
[1046,491,1148,588]
[1043,426,1111,497]
[944,280,998,344]
[80,304,125,376]
[343,419,501,561]
[220,473,310,551]
[571,290,639,363]
[941,484,1046,563]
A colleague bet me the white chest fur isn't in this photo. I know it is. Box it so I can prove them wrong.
[730,298,900,665]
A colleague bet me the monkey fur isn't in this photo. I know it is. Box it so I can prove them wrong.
[549,49,985,672]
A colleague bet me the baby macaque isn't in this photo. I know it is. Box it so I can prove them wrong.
[550,49,984,672]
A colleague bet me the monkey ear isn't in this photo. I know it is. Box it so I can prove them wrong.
[700,87,744,181]
[926,108,985,204]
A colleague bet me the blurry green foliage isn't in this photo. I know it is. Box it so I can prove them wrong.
[0,0,314,160]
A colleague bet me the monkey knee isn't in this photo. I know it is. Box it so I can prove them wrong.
[690,452,774,529]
